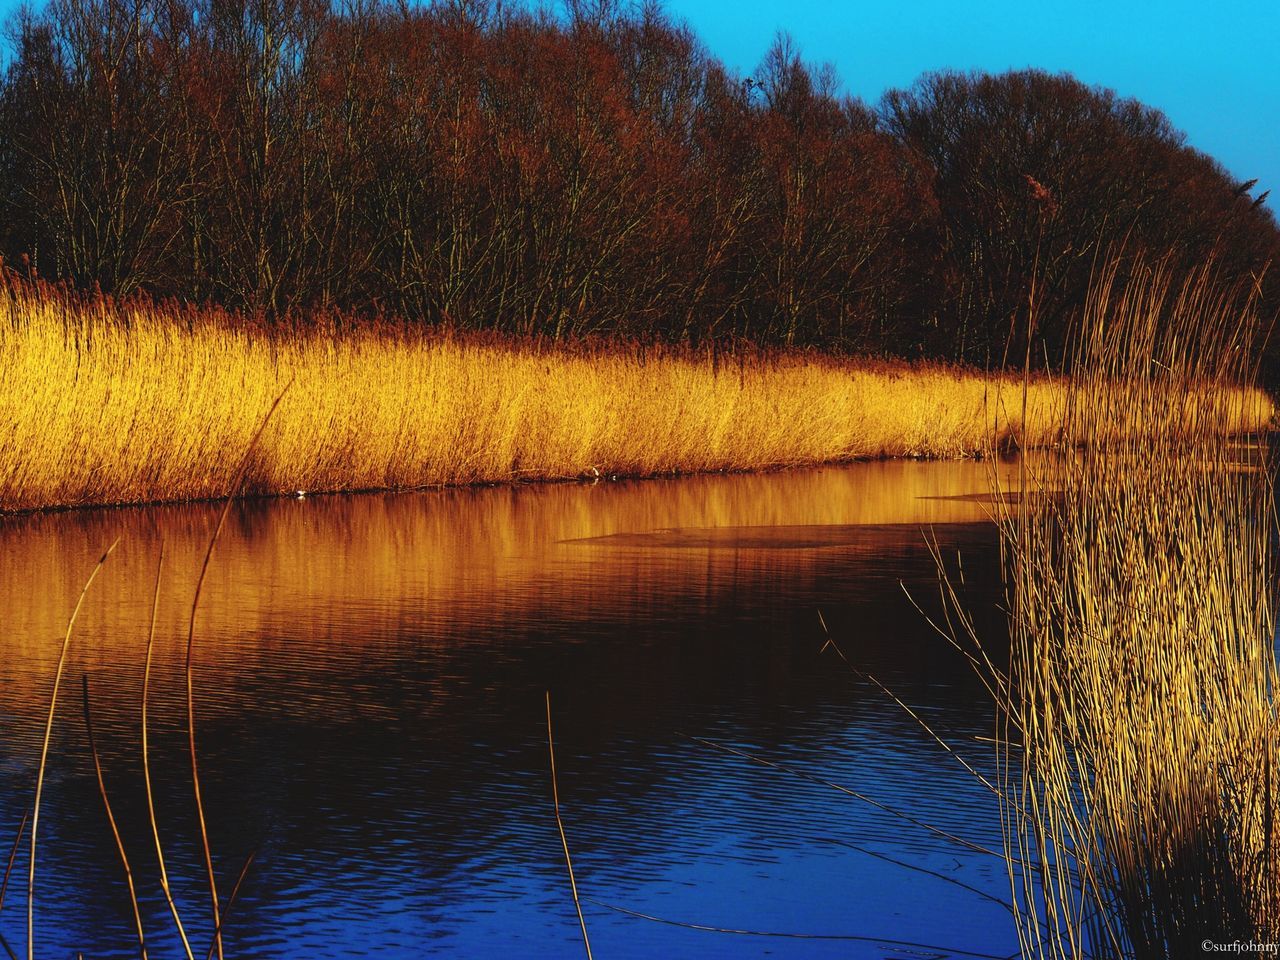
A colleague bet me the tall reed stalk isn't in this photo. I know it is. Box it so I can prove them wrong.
[985,261,1279,958]
[26,539,117,960]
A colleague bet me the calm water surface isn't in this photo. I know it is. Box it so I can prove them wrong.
[0,461,1023,958]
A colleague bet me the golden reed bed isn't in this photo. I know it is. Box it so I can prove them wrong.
[0,276,1271,512]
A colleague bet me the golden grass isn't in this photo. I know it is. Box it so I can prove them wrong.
[2,275,1270,513]
[962,262,1280,957]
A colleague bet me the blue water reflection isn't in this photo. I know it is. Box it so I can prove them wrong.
[0,461,1020,958]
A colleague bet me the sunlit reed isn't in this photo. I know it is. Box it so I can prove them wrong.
[3,275,1269,513]
[967,261,1280,957]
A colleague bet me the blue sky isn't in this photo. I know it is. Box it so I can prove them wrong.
[666,0,1278,208]
[0,0,1275,206]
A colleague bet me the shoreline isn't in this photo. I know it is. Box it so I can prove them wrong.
[9,427,1273,519]
[0,450,992,519]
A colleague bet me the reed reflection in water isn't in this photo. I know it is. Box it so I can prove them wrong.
[0,460,1019,958]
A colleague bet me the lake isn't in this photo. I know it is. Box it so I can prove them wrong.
[0,460,1024,958]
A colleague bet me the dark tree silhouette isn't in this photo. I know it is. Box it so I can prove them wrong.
[0,1,1275,369]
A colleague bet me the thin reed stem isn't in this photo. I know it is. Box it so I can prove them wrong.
[81,675,147,960]
[582,897,1013,957]
[0,809,29,916]
[186,385,291,960]
[545,691,593,960]
[141,545,196,960]
[202,850,257,960]
[27,537,119,960]
[817,611,1001,796]
[684,734,1003,859]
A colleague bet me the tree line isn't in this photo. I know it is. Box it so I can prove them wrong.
[1,0,1276,366]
